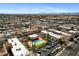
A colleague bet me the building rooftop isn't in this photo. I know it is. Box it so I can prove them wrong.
[41,30,63,39]
[7,37,29,56]
[48,29,71,36]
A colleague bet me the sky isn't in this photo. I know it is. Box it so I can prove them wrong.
[0,3,79,14]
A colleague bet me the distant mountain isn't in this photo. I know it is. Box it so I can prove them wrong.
[0,12,79,15]
[37,12,79,15]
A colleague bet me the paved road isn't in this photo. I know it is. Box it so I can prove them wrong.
[57,42,79,56]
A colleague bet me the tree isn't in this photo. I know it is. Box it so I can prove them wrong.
[44,34,49,41]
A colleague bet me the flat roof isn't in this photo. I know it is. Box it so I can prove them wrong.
[48,29,71,36]
[59,26,71,29]
[48,32,63,39]
[69,30,79,34]
[41,30,63,39]
[41,30,48,34]
[29,34,38,38]
[7,38,29,56]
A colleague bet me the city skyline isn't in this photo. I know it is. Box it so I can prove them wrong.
[0,3,79,14]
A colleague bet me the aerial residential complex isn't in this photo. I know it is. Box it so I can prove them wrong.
[0,14,79,56]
